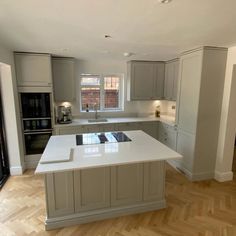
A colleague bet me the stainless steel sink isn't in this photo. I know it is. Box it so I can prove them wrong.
[88,118,108,123]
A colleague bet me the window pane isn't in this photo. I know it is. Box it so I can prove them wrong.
[81,77,100,86]
[104,76,120,109]
[81,88,100,111]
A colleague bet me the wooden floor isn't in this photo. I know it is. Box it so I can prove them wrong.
[1,164,236,236]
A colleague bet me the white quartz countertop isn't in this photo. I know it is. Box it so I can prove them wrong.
[35,130,182,174]
[54,115,176,128]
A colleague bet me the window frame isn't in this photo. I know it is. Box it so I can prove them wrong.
[79,74,124,112]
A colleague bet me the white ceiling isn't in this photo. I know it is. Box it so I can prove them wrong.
[1,0,236,61]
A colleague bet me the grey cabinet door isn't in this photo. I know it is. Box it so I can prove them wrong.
[176,130,195,173]
[172,60,179,101]
[177,51,202,134]
[15,53,52,87]
[154,63,165,99]
[58,125,88,135]
[131,62,155,100]
[52,57,75,102]
[140,122,158,139]
[144,161,165,201]
[74,167,110,212]
[111,164,143,206]
[45,171,74,218]
[164,62,174,100]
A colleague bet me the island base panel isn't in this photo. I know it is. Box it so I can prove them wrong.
[45,200,166,230]
[44,161,166,230]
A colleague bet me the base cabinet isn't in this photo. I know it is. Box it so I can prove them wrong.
[143,162,165,201]
[45,171,74,218]
[111,164,143,207]
[74,168,110,212]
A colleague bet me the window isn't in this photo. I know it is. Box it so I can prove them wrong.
[80,74,123,111]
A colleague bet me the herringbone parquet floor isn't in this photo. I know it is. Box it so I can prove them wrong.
[1,163,236,236]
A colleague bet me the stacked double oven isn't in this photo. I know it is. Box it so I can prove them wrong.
[19,88,53,168]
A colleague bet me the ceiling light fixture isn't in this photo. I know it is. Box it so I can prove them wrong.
[158,0,172,3]
[123,52,133,57]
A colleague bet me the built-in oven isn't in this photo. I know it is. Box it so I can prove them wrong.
[20,93,53,156]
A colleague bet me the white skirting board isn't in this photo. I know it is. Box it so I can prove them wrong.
[10,166,23,175]
[214,171,233,182]
[45,200,166,230]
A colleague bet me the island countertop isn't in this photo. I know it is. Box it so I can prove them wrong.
[35,130,182,174]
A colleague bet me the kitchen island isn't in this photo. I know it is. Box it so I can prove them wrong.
[35,130,182,230]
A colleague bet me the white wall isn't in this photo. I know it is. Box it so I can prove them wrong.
[0,44,24,175]
[215,46,236,182]
[63,59,175,118]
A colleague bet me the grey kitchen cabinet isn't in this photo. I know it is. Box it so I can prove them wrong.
[45,171,74,218]
[143,161,165,201]
[55,125,88,135]
[127,61,165,100]
[139,121,158,139]
[14,53,52,87]
[52,57,75,102]
[99,124,116,132]
[158,123,177,150]
[175,47,227,180]
[111,163,143,207]
[117,122,139,131]
[74,167,110,212]
[164,59,179,101]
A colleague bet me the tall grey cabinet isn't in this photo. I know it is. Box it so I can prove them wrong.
[175,47,227,181]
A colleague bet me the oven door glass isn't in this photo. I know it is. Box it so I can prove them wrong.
[24,132,51,155]
[21,93,51,118]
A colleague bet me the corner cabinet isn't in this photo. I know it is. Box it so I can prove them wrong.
[127,61,165,100]
[52,57,75,102]
[164,59,179,101]
[14,53,52,87]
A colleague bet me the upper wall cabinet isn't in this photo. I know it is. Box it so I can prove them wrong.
[164,59,179,101]
[127,61,165,101]
[14,53,52,87]
[52,57,75,102]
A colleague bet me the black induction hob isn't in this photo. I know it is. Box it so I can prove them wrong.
[76,132,131,145]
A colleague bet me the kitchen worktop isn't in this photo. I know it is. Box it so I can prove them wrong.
[35,130,181,174]
[54,115,176,128]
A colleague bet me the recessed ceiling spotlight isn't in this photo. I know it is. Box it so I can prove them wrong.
[158,0,172,3]
[123,52,134,57]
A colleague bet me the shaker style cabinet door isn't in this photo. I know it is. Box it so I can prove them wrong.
[74,167,110,212]
[45,171,74,218]
[52,57,75,102]
[15,53,52,87]
[143,161,165,201]
[130,61,155,100]
[128,61,165,101]
[177,51,202,134]
[164,59,179,101]
[154,63,165,99]
[111,163,143,207]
